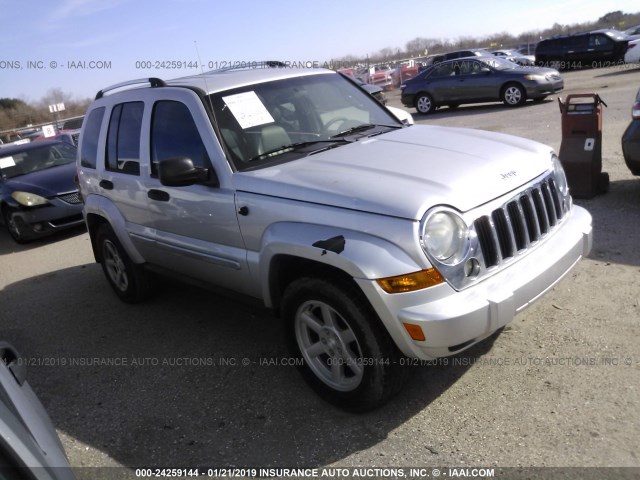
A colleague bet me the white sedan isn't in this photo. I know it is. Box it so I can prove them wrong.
[625,39,640,64]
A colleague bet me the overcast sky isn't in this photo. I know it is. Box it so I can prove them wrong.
[1,0,639,102]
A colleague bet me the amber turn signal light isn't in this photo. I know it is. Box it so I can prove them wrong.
[376,268,444,294]
[403,323,426,341]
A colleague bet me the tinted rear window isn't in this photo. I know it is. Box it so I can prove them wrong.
[80,107,105,168]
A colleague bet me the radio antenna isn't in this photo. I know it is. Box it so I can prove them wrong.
[194,40,216,111]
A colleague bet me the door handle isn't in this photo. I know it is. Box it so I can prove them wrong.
[147,189,170,202]
[99,179,114,190]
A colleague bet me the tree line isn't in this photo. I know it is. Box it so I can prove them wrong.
[0,88,90,133]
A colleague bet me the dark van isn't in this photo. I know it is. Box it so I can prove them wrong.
[535,30,628,69]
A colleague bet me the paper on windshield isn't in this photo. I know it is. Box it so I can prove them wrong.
[0,156,16,169]
[222,91,275,129]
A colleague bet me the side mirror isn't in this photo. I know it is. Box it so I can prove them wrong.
[158,157,217,187]
[481,67,491,74]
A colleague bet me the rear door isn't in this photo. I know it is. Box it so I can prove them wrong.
[424,62,459,102]
[99,100,154,232]
[586,33,616,65]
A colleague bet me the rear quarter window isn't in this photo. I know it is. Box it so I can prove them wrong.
[80,107,105,169]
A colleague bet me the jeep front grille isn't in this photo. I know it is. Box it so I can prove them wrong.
[474,176,567,269]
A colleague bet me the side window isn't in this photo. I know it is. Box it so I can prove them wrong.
[105,102,143,175]
[589,34,611,48]
[429,63,454,78]
[80,107,105,168]
[459,61,476,75]
[150,101,210,177]
[567,35,588,50]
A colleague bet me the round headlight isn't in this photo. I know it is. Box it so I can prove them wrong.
[422,211,469,264]
[552,155,568,195]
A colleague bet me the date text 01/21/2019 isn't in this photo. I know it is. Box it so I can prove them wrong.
[133,60,328,70]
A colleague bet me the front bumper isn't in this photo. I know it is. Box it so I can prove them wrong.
[6,198,84,239]
[525,79,564,98]
[357,205,592,360]
[400,92,414,108]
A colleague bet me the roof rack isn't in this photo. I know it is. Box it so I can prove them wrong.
[95,77,166,100]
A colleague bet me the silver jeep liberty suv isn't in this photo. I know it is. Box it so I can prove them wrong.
[77,63,592,411]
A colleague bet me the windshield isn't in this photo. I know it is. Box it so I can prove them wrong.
[208,72,401,171]
[0,143,76,179]
[478,57,521,71]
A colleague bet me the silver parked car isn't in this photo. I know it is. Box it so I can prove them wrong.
[0,342,75,479]
[77,65,592,411]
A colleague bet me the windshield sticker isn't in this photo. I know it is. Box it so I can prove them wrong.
[0,156,16,169]
[222,91,275,129]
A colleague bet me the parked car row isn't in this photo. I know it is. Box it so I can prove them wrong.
[413,28,636,78]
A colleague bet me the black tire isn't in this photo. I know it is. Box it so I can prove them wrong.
[282,277,406,412]
[502,83,526,107]
[599,172,610,194]
[96,224,152,303]
[415,93,435,114]
[2,207,30,244]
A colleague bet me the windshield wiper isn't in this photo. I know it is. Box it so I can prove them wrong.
[249,139,349,162]
[330,123,402,139]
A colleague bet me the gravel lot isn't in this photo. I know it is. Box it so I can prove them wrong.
[1,65,639,478]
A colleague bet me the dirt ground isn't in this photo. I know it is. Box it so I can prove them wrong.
[0,65,639,477]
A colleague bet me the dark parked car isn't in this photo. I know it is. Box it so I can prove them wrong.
[535,30,629,69]
[428,49,486,65]
[0,342,76,479]
[0,140,84,243]
[622,87,640,176]
[400,56,563,114]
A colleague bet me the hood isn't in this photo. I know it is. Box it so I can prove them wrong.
[505,65,559,76]
[233,125,553,220]
[4,162,77,198]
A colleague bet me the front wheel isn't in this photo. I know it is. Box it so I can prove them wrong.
[415,93,435,114]
[283,277,406,412]
[2,208,29,244]
[96,224,152,303]
[502,83,526,107]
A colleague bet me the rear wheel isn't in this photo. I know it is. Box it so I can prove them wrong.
[283,277,406,412]
[502,83,526,107]
[415,93,435,114]
[96,224,152,303]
